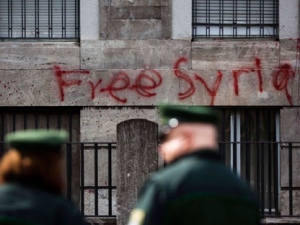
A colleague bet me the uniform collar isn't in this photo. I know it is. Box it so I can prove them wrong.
[170,149,222,165]
[191,149,222,161]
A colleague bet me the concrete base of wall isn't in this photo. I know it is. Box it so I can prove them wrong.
[86,217,300,225]
[263,217,300,224]
[86,217,116,225]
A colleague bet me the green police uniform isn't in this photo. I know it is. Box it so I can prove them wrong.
[0,183,87,225]
[128,105,260,225]
[0,130,88,225]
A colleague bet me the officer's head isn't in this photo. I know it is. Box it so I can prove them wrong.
[0,129,68,194]
[159,105,219,164]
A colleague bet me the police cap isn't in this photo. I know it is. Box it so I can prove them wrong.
[5,129,68,151]
[159,104,219,129]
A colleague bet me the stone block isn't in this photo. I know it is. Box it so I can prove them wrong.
[264,217,300,224]
[99,6,110,39]
[84,189,117,216]
[100,0,111,7]
[192,41,280,71]
[111,0,161,7]
[80,107,160,142]
[161,0,172,6]
[281,146,300,187]
[0,70,56,106]
[280,190,300,216]
[110,6,161,20]
[0,67,180,106]
[178,69,287,106]
[280,108,300,142]
[280,39,298,66]
[161,6,172,39]
[0,64,291,106]
[81,40,191,70]
[86,217,116,225]
[99,1,171,40]
[82,146,117,187]
[109,19,162,39]
[91,69,179,106]
[0,43,80,70]
[116,119,158,225]
[290,70,300,107]
[279,40,299,104]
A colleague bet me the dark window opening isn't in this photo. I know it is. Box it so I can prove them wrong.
[218,108,280,216]
[0,0,80,40]
[192,0,279,39]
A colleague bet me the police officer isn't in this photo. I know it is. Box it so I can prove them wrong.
[0,129,87,225]
[128,105,260,225]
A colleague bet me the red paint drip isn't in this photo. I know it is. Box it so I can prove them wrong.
[255,57,263,93]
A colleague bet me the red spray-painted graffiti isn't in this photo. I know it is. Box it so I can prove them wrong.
[173,57,195,100]
[194,71,223,106]
[272,64,295,106]
[54,66,163,104]
[100,71,130,103]
[88,79,102,100]
[232,57,263,96]
[54,66,90,102]
[131,70,162,98]
[53,56,296,106]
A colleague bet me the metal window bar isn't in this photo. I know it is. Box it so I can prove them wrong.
[78,142,117,217]
[0,134,300,217]
[288,143,293,216]
[80,143,85,215]
[108,143,113,216]
[0,107,298,218]
[192,0,279,39]
[1,140,300,218]
[66,143,72,200]
[0,0,80,40]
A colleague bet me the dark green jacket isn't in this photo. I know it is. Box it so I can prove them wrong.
[0,183,87,225]
[129,150,260,225]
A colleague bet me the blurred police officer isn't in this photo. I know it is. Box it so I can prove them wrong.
[0,129,87,225]
[128,105,260,225]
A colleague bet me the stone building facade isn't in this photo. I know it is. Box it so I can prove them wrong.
[0,0,300,224]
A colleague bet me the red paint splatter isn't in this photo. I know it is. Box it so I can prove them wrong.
[53,66,90,102]
[131,70,162,97]
[233,57,263,95]
[273,64,295,106]
[88,79,102,100]
[173,57,195,100]
[194,71,223,105]
[100,71,130,103]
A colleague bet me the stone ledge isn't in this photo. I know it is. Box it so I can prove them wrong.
[263,217,300,224]
[86,217,116,225]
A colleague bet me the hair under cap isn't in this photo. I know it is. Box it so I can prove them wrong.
[5,129,68,151]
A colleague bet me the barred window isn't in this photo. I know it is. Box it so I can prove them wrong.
[219,108,280,215]
[192,0,279,39]
[0,0,80,40]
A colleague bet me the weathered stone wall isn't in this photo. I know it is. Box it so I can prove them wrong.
[0,40,298,107]
[280,108,300,216]
[99,0,171,40]
[0,0,299,223]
